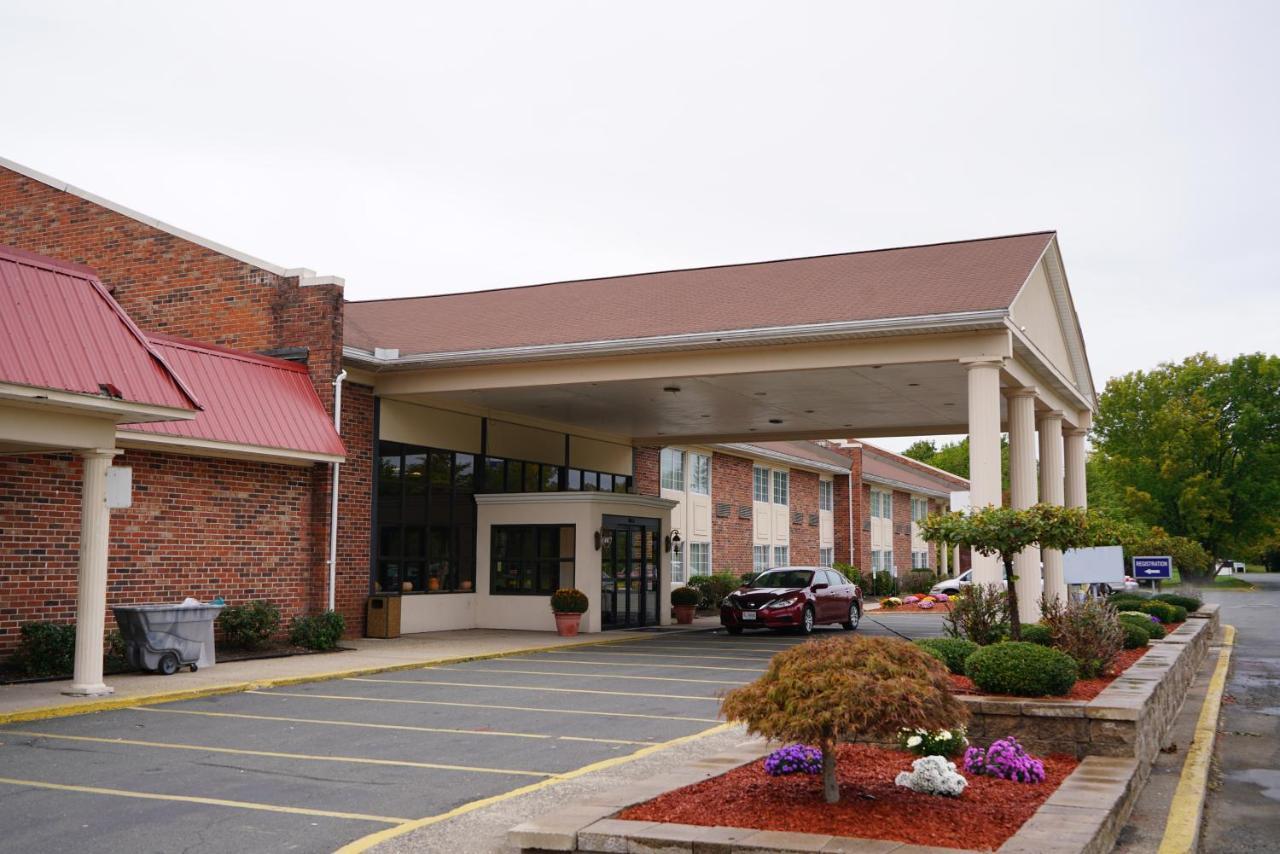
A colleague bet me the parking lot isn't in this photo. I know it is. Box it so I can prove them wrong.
[0,616,941,853]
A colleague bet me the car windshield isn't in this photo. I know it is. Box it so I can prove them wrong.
[750,570,814,589]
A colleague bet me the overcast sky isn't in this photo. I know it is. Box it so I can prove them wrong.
[2,1,1276,452]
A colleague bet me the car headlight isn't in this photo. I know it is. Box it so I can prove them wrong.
[763,595,801,610]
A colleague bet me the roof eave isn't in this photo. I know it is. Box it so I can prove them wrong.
[714,443,851,475]
[0,382,198,423]
[115,430,345,465]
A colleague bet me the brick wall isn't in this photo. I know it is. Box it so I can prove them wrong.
[788,470,820,566]
[633,446,660,497]
[710,453,752,574]
[0,449,315,654]
[892,488,912,573]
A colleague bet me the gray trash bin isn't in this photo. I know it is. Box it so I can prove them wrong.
[113,603,224,675]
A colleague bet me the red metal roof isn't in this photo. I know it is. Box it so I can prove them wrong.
[860,441,969,495]
[0,243,199,413]
[123,336,346,459]
[345,232,1055,356]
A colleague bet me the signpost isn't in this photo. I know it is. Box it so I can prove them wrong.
[1133,555,1173,589]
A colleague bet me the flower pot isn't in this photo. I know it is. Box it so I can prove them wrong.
[401,581,413,593]
[459,580,473,591]
[673,604,696,624]
[427,576,441,591]
[554,612,583,637]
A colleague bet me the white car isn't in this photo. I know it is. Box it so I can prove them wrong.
[929,570,1045,596]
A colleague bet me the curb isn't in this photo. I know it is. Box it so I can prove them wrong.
[1156,624,1236,854]
[0,632,659,726]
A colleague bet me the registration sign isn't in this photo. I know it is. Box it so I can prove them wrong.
[1133,555,1173,580]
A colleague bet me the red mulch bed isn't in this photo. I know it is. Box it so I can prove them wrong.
[876,601,953,614]
[619,743,1077,851]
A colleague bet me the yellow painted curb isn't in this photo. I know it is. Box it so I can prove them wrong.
[1157,624,1236,854]
[0,632,666,726]
[333,720,738,854]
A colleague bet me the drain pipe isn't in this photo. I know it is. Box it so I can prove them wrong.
[328,369,348,612]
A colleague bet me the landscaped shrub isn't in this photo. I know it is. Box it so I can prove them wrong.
[899,727,968,757]
[670,586,701,607]
[217,600,281,650]
[964,737,1046,783]
[914,638,979,674]
[288,611,345,651]
[1039,595,1125,678]
[1107,595,1147,610]
[964,642,1078,697]
[1122,621,1150,649]
[1152,593,1201,612]
[549,588,589,613]
[895,755,968,797]
[721,636,969,803]
[1138,600,1179,624]
[763,744,822,776]
[687,573,742,609]
[10,621,76,677]
[944,583,1008,646]
[857,571,900,597]
[902,571,938,594]
[1120,613,1166,640]
[1019,624,1053,646]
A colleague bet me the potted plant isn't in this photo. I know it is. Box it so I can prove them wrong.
[671,586,700,624]
[549,588,589,636]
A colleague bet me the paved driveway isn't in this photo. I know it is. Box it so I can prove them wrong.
[0,616,940,853]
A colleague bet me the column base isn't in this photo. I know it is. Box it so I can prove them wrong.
[62,683,115,697]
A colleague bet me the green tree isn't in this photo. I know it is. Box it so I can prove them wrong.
[920,504,1100,640]
[901,436,1010,491]
[1092,353,1280,564]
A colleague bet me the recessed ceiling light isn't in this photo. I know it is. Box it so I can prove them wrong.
[663,386,681,393]
[700,414,711,418]
[943,402,956,407]
[769,418,783,424]
[843,424,853,428]
[907,383,920,387]
[804,409,815,414]
[871,365,882,370]
[754,391,767,396]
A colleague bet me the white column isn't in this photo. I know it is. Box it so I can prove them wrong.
[939,538,949,575]
[65,449,119,696]
[1038,412,1067,605]
[1007,389,1041,625]
[964,357,1004,585]
[1064,426,1088,510]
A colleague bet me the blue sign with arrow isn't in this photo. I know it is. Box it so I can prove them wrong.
[1132,555,1173,580]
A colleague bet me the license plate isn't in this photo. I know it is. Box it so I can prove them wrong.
[741,611,757,621]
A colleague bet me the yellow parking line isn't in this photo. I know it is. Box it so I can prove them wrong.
[1,730,556,778]
[539,649,772,663]
[0,776,408,824]
[1158,625,1237,854]
[126,706,654,745]
[248,690,722,723]
[334,721,738,853]
[518,656,766,673]
[427,665,748,685]
[346,676,718,702]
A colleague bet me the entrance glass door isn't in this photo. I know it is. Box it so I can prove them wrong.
[600,515,660,629]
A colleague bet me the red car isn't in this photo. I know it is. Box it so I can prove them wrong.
[720,567,863,635]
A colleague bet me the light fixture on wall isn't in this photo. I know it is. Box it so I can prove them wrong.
[595,526,614,551]
[666,529,682,554]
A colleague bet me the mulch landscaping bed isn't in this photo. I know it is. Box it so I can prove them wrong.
[875,602,953,614]
[949,640,1174,701]
[619,743,1077,851]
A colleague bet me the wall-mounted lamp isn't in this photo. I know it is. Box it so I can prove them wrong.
[665,529,682,554]
[595,527,614,551]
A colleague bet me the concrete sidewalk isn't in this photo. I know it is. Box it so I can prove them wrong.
[0,622,718,724]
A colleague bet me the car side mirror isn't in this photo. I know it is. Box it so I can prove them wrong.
[811,582,828,591]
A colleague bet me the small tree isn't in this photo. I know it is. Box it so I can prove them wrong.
[920,504,1099,641]
[720,636,968,804]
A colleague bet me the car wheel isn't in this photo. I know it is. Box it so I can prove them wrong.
[799,607,815,635]
[725,625,743,635]
[842,603,861,631]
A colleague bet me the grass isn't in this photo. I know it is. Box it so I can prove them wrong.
[1212,575,1256,590]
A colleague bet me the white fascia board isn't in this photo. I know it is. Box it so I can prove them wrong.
[862,472,951,500]
[342,309,1010,370]
[0,157,341,288]
[858,441,972,487]
[714,443,851,476]
[0,382,197,423]
[474,492,679,510]
[115,430,344,465]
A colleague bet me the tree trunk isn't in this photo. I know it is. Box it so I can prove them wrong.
[821,740,839,804]
[1004,557,1022,641]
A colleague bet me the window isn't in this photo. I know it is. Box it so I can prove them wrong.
[660,448,685,491]
[819,480,833,512]
[491,525,576,595]
[872,549,894,573]
[912,550,929,570]
[753,466,770,502]
[911,497,929,522]
[752,545,770,574]
[772,470,789,506]
[773,545,790,567]
[689,453,711,495]
[871,489,893,519]
[819,546,834,567]
[671,551,684,584]
[688,542,710,576]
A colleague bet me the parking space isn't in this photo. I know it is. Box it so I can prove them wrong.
[0,619,940,852]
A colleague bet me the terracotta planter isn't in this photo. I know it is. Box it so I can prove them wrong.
[554,612,583,637]
[673,604,696,624]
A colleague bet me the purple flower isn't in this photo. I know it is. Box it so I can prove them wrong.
[963,737,1045,784]
[763,744,823,776]
[1148,614,1162,625]
[935,593,950,603]
[919,600,935,610]
[903,596,920,605]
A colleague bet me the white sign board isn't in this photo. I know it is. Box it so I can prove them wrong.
[106,466,132,509]
[1063,545,1125,585]
[949,491,970,513]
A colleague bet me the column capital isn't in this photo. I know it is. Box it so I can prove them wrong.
[1035,409,1065,424]
[1064,426,1089,437]
[959,356,1005,370]
[81,448,123,460]
[1004,386,1039,399]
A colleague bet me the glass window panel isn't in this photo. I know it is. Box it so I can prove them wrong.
[598,473,613,493]
[819,480,833,511]
[566,468,582,490]
[753,545,769,574]
[483,457,504,492]
[690,453,710,495]
[454,453,475,493]
[404,453,427,495]
[582,471,598,491]
[505,460,523,492]
[379,453,403,498]
[753,466,769,502]
[524,462,542,492]
[379,526,401,558]
[490,525,576,596]
[773,545,789,566]
[660,449,685,491]
[614,477,630,494]
[671,553,684,583]
[542,465,560,491]
[773,471,789,505]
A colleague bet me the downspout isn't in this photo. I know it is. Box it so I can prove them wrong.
[847,471,854,567]
[328,369,348,612]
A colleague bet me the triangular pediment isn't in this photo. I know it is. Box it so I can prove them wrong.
[1008,237,1096,405]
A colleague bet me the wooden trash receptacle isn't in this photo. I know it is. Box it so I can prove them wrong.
[366,594,401,638]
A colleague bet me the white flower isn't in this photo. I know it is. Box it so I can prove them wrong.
[907,735,923,748]
[939,730,952,740]
[896,756,968,797]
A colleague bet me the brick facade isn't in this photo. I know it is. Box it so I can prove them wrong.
[632,446,660,498]
[788,470,820,566]
[710,453,752,574]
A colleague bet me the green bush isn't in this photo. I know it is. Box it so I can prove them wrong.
[549,588,589,613]
[670,586,701,607]
[288,611,345,651]
[1107,595,1147,611]
[902,571,938,595]
[687,573,742,609]
[1040,595,1125,678]
[965,642,1078,697]
[1122,621,1150,650]
[10,622,76,677]
[943,583,1008,646]
[1152,593,1202,612]
[1120,613,1166,640]
[914,638,979,674]
[1019,624,1053,646]
[217,600,281,650]
[1138,601,1178,624]
[857,571,900,597]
